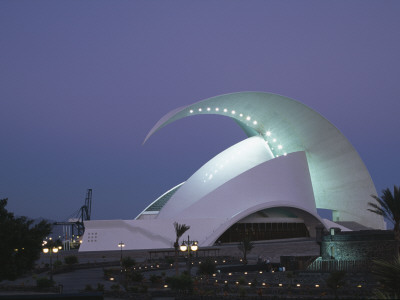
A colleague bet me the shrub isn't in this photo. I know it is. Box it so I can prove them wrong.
[238,276,246,285]
[251,277,258,286]
[139,285,148,293]
[96,283,104,292]
[110,284,120,292]
[64,255,78,265]
[150,274,162,284]
[165,273,193,293]
[122,257,136,269]
[53,260,62,268]
[36,277,54,288]
[103,268,112,278]
[238,287,246,297]
[197,258,216,275]
[84,284,93,291]
[129,286,139,293]
[131,271,144,282]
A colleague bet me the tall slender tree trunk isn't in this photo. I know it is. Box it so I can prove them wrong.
[174,240,179,275]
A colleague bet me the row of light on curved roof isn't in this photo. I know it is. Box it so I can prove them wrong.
[188,107,288,158]
[265,131,287,157]
[189,107,259,126]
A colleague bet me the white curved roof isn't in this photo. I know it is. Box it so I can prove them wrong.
[157,136,274,218]
[145,92,384,229]
[80,91,384,252]
[81,146,326,250]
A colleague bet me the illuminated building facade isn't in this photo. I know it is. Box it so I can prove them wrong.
[80,92,384,251]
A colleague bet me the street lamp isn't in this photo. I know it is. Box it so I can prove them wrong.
[42,247,59,281]
[118,242,125,273]
[180,235,198,274]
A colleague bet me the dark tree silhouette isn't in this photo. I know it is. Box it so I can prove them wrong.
[368,185,400,241]
[372,255,400,298]
[238,238,254,265]
[0,198,52,281]
[325,270,346,300]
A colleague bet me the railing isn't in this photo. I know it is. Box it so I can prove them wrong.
[307,257,371,272]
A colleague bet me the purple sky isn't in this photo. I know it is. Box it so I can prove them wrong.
[1,1,399,222]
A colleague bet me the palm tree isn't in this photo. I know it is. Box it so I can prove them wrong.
[368,185,400,241]
[372,255,400,298]
[238,238,254,265]
[173,222,190,275]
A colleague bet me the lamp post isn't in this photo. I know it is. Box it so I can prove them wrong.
[180,235,198,275]
[118,242,125,274]
[42,247,59,281]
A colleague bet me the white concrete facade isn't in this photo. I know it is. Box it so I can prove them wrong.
[80,92,384,252]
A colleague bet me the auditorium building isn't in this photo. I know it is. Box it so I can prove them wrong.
[80,92,384,252]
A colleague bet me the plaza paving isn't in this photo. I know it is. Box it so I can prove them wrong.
[0,239,377,299]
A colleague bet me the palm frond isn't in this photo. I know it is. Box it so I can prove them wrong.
[173,222,190,239]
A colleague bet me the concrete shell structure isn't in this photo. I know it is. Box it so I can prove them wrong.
[80,92,384,252]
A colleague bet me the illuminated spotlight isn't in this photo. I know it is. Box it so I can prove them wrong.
[228,273,232,276]
[215,260,218,263]
[276,155,279,157]
[215,107,219,111]
[224,280,227,284]
[296,284,301,287]
[231,110,236,115]
[246,116,251,121]
[315,284,320,288]
[278,145,283,149]
[164,284,168,288]
[259,271,263,274]
[284,153,287,156]
[273,138,277,142]
[189,110,193,113]
[262,283,266,286]
[109,277,115,281]
[223,108,228,112]
[235,281,239,285]
[198,108,202,112]
[253,120,257,125]
[239,113,243,117]
[207,107,211,111]
[222,260,226,263]
[248,282,251,285]
[215,280,218,282]
[212,274,216,277]
[357,284,362,288]
[244,272,248,275]
[278,283,283,287]
[266,131,271,136]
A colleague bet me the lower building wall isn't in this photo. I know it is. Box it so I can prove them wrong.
[321,230,397,261]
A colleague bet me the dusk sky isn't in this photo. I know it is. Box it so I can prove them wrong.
[1,1,399,224]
